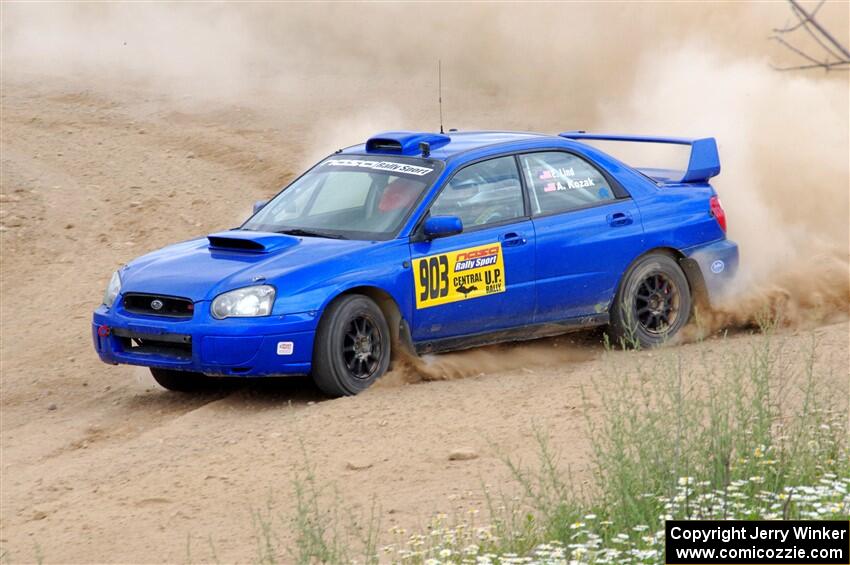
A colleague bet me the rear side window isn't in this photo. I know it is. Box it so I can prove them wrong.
[519,152,615,215]
[430,156,524,228]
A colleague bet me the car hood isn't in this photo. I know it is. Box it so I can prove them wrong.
[120,230,376,302]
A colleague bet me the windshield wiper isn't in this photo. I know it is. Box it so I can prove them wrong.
[276,228,346,240]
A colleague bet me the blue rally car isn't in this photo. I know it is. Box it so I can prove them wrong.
[93,130,738,396]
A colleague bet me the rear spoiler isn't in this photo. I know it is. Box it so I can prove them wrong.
[559,132,720,183]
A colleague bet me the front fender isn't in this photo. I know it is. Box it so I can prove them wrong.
[269,240,414,323]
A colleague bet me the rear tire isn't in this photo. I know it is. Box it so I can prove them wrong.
[312,295,391,397]
[149,368,221,392]
[608,252,692,348]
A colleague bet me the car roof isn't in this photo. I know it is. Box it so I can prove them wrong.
[340,130,556,161]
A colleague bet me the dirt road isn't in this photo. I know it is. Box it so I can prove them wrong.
[1,78,847,563]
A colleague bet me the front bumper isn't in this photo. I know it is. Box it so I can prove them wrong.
[92,302,318,376]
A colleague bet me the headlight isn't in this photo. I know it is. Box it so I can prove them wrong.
[211,285,275,319]
[103,270,122,308]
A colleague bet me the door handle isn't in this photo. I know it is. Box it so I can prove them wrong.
[502,232,528,247]
[607,212,633,227]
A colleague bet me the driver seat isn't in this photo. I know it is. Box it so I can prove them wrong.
[378,178,420,213]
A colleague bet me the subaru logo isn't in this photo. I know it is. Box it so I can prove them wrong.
[150,299,164,311]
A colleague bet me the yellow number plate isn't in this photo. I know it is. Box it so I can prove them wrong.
[413,242,506,309]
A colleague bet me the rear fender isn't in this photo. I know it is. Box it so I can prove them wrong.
[682,240,739,306]
[615,246,714,313]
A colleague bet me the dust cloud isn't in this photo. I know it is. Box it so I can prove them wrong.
[379,336,600,387]
[3,2,847,381]
[597,43,849,331]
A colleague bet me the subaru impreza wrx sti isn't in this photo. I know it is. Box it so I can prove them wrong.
[93,130,738,396]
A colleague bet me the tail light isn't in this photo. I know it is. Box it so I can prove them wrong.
[709,195,727,233]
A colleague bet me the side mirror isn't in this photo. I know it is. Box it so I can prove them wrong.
[423,215,463,240]
[253,200,268,215]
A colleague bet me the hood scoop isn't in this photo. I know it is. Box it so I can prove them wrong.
[207,231,299,254]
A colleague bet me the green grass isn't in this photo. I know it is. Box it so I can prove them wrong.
[249,440,382,565]
[256,323,848,563]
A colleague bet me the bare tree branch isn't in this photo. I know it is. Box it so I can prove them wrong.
[771,61,849,72]
[788,0,850,59]
[773,0,825,33]
[788,0,850,60]
[797,13,846,62]
[770,35,829,67]
[780,0,847,61]
[770,0,850,72]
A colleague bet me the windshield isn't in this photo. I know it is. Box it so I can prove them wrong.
[242,156,443,240]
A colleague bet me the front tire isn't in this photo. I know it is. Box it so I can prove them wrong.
[312,295,391,397]
[608,252,692,348]
[149,368,220,392]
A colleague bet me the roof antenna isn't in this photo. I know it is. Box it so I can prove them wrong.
[438,59,444,134]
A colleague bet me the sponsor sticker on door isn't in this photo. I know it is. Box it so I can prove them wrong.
[413,242,506,309]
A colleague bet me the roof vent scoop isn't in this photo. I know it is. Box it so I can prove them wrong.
[365,131,450,156]
[365,138,403,153]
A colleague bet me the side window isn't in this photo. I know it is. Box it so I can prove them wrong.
[519,152,615,215]
[430,156,524,229]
